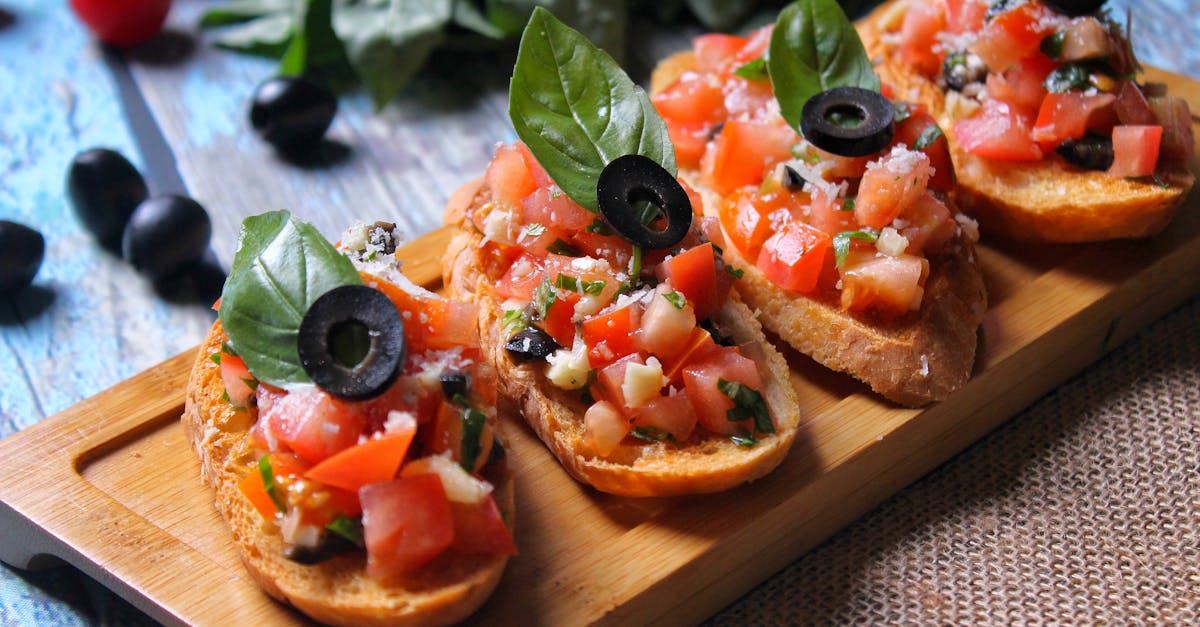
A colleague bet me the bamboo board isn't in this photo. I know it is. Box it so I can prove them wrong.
[2,74,1199,627]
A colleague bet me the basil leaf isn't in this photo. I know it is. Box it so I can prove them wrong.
[280,0,354,82]
[459,406,487,472]
[832,228,878,268]
[326,515,364,545]
[912,123,944,150]
[200,0,293,28]
[718,378,774,435]
[207,12,296,59]
[334,0,452,110]
[1044,62,1092,93]
[631,426,674,442]
[734,57,769,81]
[767,0,880,130]
[258,455,287,512]
[219,211,362,386]
[663,291,686,309]
[509,7,675,212]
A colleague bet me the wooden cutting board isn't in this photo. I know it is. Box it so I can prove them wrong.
[2,69,1198,626]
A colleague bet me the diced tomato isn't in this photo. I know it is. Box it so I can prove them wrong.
[1108,125,1162,178]
[596,353,645,409]
[969,1,1056,72]
[693,33,748,73]
[541,289,579,349]
[660,242,726,320]
[257,385,369,465]
[636,285,697,361]
[811,146,871,179]
[892,109,954,192]
[681,346,763,436]
[239,463,282,519]
[681,179,705,218]
[720,187,790,259]
[756,221,832,294]
[653,75,726,125]
[522,186,595,231]
[945,0,988,34]
[582,304,641,367]
[1031,91,1117,152]
[659,326,718,384]
[218,352,256,409]
[899,0,946,77]
[486,143,537,208]
[807,187,859,236]
[630,391,697,442]
[304,427,416,492]
[417,298,480,350]
[665,118,714,167]
[839,250,930,317]
[584,400,630,456]
[702,120,798,196]
[735,25,772,65]
[515,142,551,188]
[450,494,517,556]
[493,253,570,301]
[899,193,956,254]
[361,474,455,581]
[722,74,777,119]
[855,148,932,229]
[985,53,1055,115]
[423,400,493,473]
[953,99,1043,161]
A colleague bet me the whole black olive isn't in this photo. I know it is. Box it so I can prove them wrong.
[1055,135,1114,171]
[440,371,470,400]
[504,326,560,363]
[596,154,693,250]
[121,195,212,280]
[1043,0,1106,16]
[249,75,338,152]
[800,87,895,157]
[298,285,406,400]
[66,148,149,250]
[0,221,44,294]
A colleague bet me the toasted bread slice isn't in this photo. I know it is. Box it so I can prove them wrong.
[857,0,1195,243]
[183,321,513,627]
[652,50,987,406]
[442,184,802,497]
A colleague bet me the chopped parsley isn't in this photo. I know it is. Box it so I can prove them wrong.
[503,308,528,332]
[663,290,687,309]
[832,229,879,268]
[630,426,674,442]
[555,273,605,295]
[258,454,286,513]
[724,265,744,279]
[840,198,856,212]
[459,406,487,472]
[546,238,581,256]
[326,515,364,545]
[912,124,945,150]
[533,278,557,320]
[718,378,774,436]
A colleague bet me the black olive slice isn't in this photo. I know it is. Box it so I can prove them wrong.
[1055,134,1114,171]
[504,326,560,363]
[800,87,896,157]
[1043,0,1106,16]
[596,154,692,250]
[298,285,406,400]
[782,164,808,191]
[440,371,469,400]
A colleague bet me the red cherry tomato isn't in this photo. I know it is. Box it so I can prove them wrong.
[70,0,171,47]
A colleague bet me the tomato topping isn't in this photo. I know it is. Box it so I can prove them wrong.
[219,352,257,409]
[652,75,726,125]
[969,1,1055,72]
[541,289,580,348]
[839,250,930,316]
[693,34,748,73]
[257,384,370,465]
[899,0,947,76]
[953,100,1043,161]
[485,143,537,208]
[1107,125,1162,178]
[596,353,645,409]
[945,0,988,34]
[985,53,1055,115]
[450,495,517,556]
[361,474,455,580]
[855,148,933,229]
[660,242,726,320]
[681,346,763,436]
[630,391,698,442]
[898,193,956,255]
[892,110,954,192]
[582,304,641,367]
[636,286,697,361]
[304,427,416,492]
[755,221,832,294]
[1031,91,1117,152]
[665,118,714,167]
[720,186,801,258]
[702,120,798,196]
[522,186,595,231]
[584,400,630,456]
[659,327,718,384]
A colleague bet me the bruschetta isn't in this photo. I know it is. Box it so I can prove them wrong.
[649,0,987,406]
[442,8,802,497]
[858,0,1195,242]
[184,213,515,626]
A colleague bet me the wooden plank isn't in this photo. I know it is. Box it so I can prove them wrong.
[1,121,1198,622]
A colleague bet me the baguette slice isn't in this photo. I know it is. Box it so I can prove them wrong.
[857,0,1195,243]
[652,51,988,407]
[183,321,513,627]
[442,182,802,498]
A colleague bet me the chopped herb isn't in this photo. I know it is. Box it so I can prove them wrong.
[731,430,758,447]
[221,341,238,356]
[725,265,745,279]
[459,406,486,472]
[220,390,231,403]
[582,279,606,294]
[258,454,286,513]
[718,378,774,435]
[585,218,612,235]
[630,426,674,442]
[1044,62,1093,93]
[663,291,687,309]
[629,245,644,287]
[326,515,364,546]
[700,318,735,346]
[450,392,470,408]
[841,198,856,212]
[833,229,879,268]
[533,278,557,320]
[733,57,768,81]
[521,222,547,239]
[546,239,581,256]
[502,308,528,332]
[912,124,945,150]
[580,387,595,405]
[892,101,912,123]
[209,352,222,365]
[241,377,259,391]
[1040,31,1065,60]
[554,273,580,291]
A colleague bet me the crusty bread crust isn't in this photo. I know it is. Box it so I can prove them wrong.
[183,322,512,627]
[857,0,1195,243]
[653,50,987,406]
[442,186,802,497]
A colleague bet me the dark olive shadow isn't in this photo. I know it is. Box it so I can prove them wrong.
[121,28,196,67]
[152,255,226,307]
[274,138,355,170]
[0,285,56,326]
[0,7,16,31]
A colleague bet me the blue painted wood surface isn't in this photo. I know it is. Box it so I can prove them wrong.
[0,0,1196,624]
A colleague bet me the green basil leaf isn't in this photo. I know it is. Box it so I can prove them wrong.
[326,515,365,545]
[663,290,686,309]
[912,123,944,150]
[280,0,354,82]
[199,0,293,28]
[718,378,774,435]
[509,7,674,212]
[630,426,674,442]
[219,211,362,386]
[734,57,769,81]
[832,228,878,268]
[333,0,452,109]
[1044,62,1092,93]
[459,406,487,471]
[258,454,287,512]
[208,12,296,59]
[767,0,880,131]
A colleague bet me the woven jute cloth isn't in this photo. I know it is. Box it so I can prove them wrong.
[710,295,1200,625]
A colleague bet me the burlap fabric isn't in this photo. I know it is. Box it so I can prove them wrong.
[710,295,1200,625]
